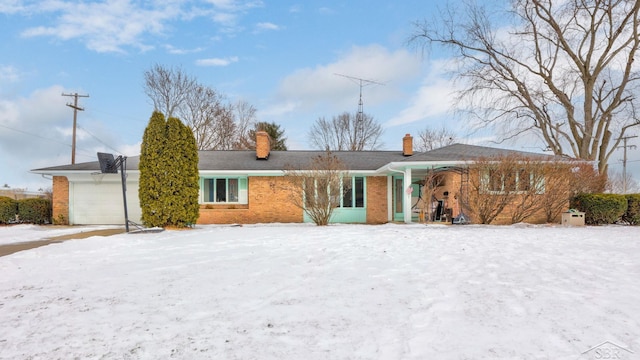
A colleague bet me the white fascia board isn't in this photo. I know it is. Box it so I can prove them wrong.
[198,170,284,177]
[198,170,380,177]
[375,160,470,174]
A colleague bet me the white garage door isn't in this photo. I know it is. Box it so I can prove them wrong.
[70,180,141,225]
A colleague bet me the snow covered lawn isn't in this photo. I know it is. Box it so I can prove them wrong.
[1,223,639,359]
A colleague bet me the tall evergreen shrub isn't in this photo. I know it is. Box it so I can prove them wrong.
[139,111,168,227]
[163,117,200,227]
[139,111,200,228]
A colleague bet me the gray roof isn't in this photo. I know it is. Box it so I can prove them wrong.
[31,143,562,174]
[403,143,559,162]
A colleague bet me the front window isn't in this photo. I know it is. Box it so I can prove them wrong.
[481,169,544,194]
[340,176,365,208]
[202,177,246,203]
[303,176,366,208]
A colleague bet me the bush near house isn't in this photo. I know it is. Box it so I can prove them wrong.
[139,111,200,228]
[570,193,627,225]
[622,194,640,225]
[0,196,18,224]
[17,198,52,224]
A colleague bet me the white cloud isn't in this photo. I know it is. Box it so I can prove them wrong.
[163,44,205,55]
[385,58,459,127]
[255,22,279,31]
[196,56,239,66]
[20,1,171,53]
[0,65,19,82]
[11,0,264,53]
[270,44,421,115]
[289,5,302,13]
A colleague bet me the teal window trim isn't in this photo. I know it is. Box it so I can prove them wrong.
[302,176,366,209]
[339,176,365,208]
[201,177,248,204]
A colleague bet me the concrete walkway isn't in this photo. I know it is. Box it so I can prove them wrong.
[0,228,126,257]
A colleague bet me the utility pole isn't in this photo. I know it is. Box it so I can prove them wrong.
[62,92,89,164]
[617,135,637,193]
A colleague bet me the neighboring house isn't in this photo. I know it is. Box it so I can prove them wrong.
[31,133,566,226]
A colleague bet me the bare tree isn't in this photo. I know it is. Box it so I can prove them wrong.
[418,169,446,222]
[607,170,640,194]
[282,151,348,226]
[416,126,456,152]
[144,64,259,151]
[412,0,640,176]
[233,99,257,150]
[144,64,197,118]
[178,84,235,150]
[538,161,574,223]
[308,112,383,151]
[507,159,546,224]
[461,155,532,224]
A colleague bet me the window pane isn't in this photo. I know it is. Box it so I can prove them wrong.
[395,179,403,213]
[204,179,214,202]
[216,178,226,202]
[342,177,353,208]
[354,177,364,207]
[489,170,502,192]
[228,178,239,202]
[518,169,531,191]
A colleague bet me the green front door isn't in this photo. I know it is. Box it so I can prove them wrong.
[393,176,404,222]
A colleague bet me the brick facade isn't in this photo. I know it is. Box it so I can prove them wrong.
[197,176,303,224]
[52,176,69,225]
[366,176,388,224]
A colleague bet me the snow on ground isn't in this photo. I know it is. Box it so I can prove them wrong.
[0,223,639,359]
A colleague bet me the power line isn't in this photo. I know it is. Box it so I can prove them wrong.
[77,125,123,155]
[62,92,89,164]
[0,123,122,161]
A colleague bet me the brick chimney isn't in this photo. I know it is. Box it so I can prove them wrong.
[256,131,271,160]
[402,133,413,156]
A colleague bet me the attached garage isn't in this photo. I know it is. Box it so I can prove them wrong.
[67,173,141,225]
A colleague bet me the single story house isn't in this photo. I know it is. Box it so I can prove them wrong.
[32,133,566,226]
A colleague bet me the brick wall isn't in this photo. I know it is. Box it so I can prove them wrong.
[366,176,388,224]
[197,176,303,224]
[52,176,69,225]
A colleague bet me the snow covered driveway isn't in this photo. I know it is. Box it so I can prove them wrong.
[0,224,638,359]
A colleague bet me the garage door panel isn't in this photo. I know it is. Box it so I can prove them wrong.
[71,181,141,225]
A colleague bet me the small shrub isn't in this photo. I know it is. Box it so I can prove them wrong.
[17,198,52,224]
[0,196,18,224]
[570,193,627,225]
[622,194,640,225]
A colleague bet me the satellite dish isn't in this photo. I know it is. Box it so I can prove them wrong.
[97,152,117,174]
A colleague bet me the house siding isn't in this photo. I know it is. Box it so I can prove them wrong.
[52,176,69,225]
[197,176,303,224]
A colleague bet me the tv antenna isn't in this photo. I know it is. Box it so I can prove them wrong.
[334,73,385,125]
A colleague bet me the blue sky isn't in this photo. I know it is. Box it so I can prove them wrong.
[1,0,637,191]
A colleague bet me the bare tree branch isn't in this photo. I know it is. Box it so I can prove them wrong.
[411,0,640,175]
[308,112,384,151]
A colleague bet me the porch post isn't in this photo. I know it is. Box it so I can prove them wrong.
[403,167,412,223]
[387,175,393,222]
